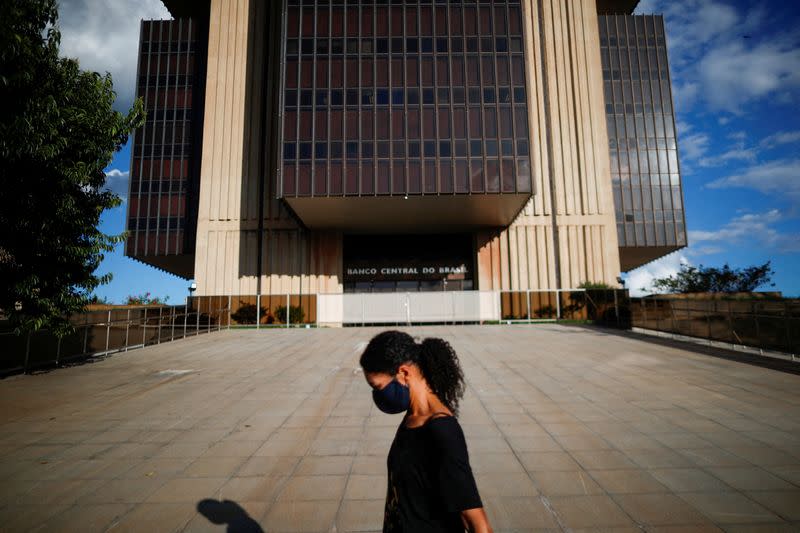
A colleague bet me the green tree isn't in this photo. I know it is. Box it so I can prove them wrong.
[126,293,170,306]
[0,0,144,334]
[650,262,775,294]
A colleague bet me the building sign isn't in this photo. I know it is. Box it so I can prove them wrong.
[345,264,470,281]
[343,234,473,282]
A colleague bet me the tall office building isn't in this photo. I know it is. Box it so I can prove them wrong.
[126,0,686,298]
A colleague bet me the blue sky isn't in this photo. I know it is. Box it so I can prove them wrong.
[61,0,799,302]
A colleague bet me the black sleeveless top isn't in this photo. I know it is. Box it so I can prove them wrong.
[383,415,482,532]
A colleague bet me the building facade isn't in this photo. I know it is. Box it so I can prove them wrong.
[126,0,685,298]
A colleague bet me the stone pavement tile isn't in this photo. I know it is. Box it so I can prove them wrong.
[98,442,165,460]
[518,451,582,472]
[589,469,670,494]
[295,455,354,476]
[474,472,539,497]
[725,447,800,467]
[679,448,752,467]
[723,523,800,533]
[336,498,385,532]
[49,443,113,461]
[555,434,614,451]
[145,477,228,503]
[282,416,327,428]
[705,466,797,491]
[358,440,393,457]
[80,477,170,504]
[253,438,312,457]
[744,490,800,521]
[643,525,724,533]
[199,439,263,458]
[262,500,339,532]
[471,452,528,474]
[651,433,715,449]
[153,441,212,459]
[324,415,366,427]
[351,455,385,475]
[603,433,666,451]
[540,422,594,436]
[276,474,348,501]
[183,456,247,478]
[237,455,300,477]
[14,444,71,460]
[506,435,564,453]
[482,496,560,529]
[676,492,779,524]
[547,495,636,529]
[624,448,696,469]
[104,502,196,532]
[40,503,133,532]
[648,469,732,493]
[85,428,141,444]
[496,422,549,438]
[344,474,387,500]
[0,503,70,531]
[466,437,513,454]
[572,450,639,470]
[613,493,711,526]
[176,428,231,443]
[134,429,183,444]
[217,476,287,502]
[311,438,360,456]
[766,465,800,487]
[15,478,105,506]
[531,470,604,496]
[121,457,194,479]
[316,427,363,441]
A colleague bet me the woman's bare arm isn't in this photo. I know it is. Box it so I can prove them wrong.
[461,507,493,533]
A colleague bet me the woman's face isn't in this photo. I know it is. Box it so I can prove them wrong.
[364,371,393,391]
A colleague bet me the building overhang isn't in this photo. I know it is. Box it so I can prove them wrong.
[620,245,683,272]
[597,0,640,14]
[162,1,640,18]
[126,253,195,280]
[161,0,210,18]
[284,195,531,234]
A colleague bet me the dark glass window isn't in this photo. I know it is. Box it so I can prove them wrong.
[280,1,532,197]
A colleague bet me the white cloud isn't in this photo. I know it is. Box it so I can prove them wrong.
[680,133,710,161]
[760,130,800,149]
[689,209,800,252]
[624,252,690,296]
[697,40,800,113]
[58,0,170,112]
[104,168,130,199]
[636,1,800,115]
[707,159,800,203]
[697,146,757,168]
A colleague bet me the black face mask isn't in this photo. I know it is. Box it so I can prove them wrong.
[372,379,410,414]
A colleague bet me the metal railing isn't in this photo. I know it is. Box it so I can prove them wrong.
[630,297,800,356]
[499,289,631,328]
[1,300,229,375]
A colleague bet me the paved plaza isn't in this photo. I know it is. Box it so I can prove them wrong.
[0,325,799,532]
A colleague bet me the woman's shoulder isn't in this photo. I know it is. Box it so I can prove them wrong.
[426,414,465,440]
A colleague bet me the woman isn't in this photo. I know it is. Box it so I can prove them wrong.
[360,331,493,533]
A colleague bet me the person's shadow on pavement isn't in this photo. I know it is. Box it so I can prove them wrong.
[197,499,264,533]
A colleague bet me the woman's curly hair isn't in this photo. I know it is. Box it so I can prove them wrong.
[360,331,466,416]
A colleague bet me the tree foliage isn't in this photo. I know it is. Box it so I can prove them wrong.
[650,262,775,294]
[0,0,144,334]
[126,293,170,306]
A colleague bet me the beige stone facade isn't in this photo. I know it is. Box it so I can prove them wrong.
[193,0,622,296]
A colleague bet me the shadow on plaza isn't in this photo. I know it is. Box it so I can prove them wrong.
[197,499,264,533]
[570,323,800,376]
